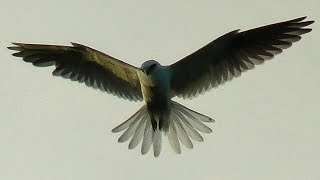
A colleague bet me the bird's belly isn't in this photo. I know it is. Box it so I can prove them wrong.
[142,84,171,131]
[142,84,171,114]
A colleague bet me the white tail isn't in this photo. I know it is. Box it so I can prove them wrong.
[112,101,214,157]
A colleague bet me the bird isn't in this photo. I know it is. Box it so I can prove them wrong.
[8,16,314,157]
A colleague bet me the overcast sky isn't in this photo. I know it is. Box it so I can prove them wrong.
[0,0,319,180]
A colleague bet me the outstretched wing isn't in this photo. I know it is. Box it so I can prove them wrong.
[8,43,143,101]
[169,17,314,99]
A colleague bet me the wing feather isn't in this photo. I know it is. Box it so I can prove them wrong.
[8,43,143,101]
[169,17,314,98]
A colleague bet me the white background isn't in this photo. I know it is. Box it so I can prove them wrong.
[0,0,319,180]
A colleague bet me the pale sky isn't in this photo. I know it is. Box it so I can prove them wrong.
[0,0,319,180]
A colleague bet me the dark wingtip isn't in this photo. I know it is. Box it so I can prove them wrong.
[307,20,315,26]
[7,46,17,50]
[12,52,23,57]
[292,16,315,25]
[291,16,307,22]
[8,42,22,50]
[70,42,91,51]
[7,42,23,51]
[70,42,81,47]
[305,28,313,33]
[12,42,24,46]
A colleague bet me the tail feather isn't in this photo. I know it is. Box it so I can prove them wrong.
[153,130,162,157]
[167,124,181,154]
[173,107,212,133]
[173,118,193,149]
[141,119,153,155]
[184,114,212,133]
[128,115,147,149]
[174,102,214,122]
[112,101,214,157]
[112,105,146,133]
[172,110,204,142]
[117,113,146,143]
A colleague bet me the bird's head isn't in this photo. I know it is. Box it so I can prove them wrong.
[140,60,160,76]
[139,60,170,86]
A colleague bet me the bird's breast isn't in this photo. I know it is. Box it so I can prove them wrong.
[141,82,171,114]
[142,82,169,102]
[138,66,172,113]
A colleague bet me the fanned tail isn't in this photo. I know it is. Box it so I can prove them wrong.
[112,101,214,157]
[167,101,214,153]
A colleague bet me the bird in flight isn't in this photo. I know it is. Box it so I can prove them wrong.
[8,17,314,157]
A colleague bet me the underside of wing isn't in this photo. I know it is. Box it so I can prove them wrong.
[169,17,314,99]
[8,43,143,101]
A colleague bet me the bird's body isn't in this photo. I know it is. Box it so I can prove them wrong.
[8,17,314,157]
[139,61,172,131]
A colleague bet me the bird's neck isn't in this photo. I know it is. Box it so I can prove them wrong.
[139,66,171,103]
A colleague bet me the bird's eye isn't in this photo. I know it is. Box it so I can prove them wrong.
[149,64,157,72]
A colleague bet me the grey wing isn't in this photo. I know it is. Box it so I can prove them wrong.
[169,17,314,99]
[8,43,143,101]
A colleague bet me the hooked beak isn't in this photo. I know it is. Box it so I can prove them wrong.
[140,68,150,75]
